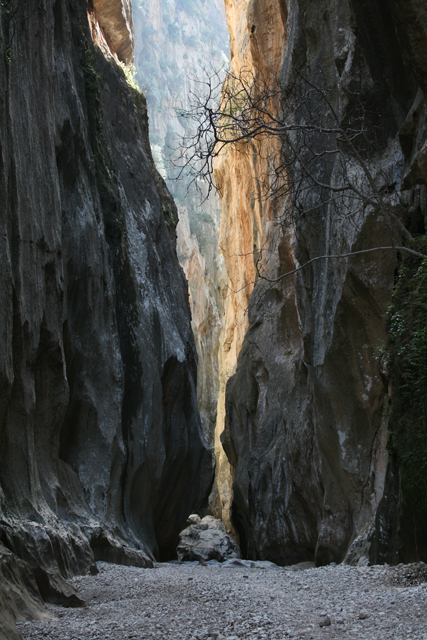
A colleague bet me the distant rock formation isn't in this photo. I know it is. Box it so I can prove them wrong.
[0,1,213,637]
[93,0,135,62]
[216,0,427,565]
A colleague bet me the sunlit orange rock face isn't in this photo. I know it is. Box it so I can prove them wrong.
[212,0,288,534]
[92,0,134,62]
[215,0,427,564]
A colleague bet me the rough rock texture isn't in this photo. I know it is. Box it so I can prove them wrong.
[92,0,134,63]
[218,0,427,565]
[132,0,228,454]
[0,0,212,636]
[177,516,241,562]
[176,209,223,449]
[212,0,287,535]
[368,0,427,565]
[0,544,52,640]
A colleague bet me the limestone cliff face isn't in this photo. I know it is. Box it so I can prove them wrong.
[212,0,287,532]
[0,1,212,637]
[176,208,223,448]
[218,0,426,564]
[92,0,135,62]
[370,0,427,565]
[132,0,228,450]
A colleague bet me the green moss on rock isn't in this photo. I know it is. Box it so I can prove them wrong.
[385,235,427,561]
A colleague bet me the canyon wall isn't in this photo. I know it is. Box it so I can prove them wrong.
[132,0,228,452]
[212,0,288,531]
[0,1,212,637]
[218,0,427,564]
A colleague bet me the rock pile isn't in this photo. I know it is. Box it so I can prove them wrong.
[177,516,240,563]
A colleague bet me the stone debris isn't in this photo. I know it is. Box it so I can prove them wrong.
[177,516,241,563]
[17,561,427,640]
[384,561,427,587]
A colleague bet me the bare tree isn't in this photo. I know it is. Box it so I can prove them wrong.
[175,67,427,283]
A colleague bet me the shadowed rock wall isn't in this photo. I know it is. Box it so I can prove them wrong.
[132,0,228,454]
[219,0,426,565]
[0,0,213,637]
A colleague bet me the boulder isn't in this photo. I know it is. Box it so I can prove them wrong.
[177,517,240,563]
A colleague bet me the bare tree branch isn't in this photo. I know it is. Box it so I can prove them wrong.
[173,66,427,273]
[256,246,427,284]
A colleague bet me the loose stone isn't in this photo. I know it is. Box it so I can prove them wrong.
[17,562,427,640]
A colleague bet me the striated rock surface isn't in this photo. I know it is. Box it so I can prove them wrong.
[176,208,223,449]
[218,0,426,565]
[0,0,212,636]
[92,0,135,62]
[133,0,228,492]
[212,0,287,534]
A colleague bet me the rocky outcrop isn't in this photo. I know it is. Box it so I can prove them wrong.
[0,543,52,640]
[0,0,212,636]
[177,515,240,562]
[217,0,426,565]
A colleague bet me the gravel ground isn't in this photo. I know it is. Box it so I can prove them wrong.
[18,561,427,640]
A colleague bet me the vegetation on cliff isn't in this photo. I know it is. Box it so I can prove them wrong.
[386,236,427,561]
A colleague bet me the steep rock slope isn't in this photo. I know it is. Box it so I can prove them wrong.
[132,0,228,454]
[176,209,224,450]
[0,0,212,637]
[370,0,427,564]
[212,0,288,534]
[218,0,426,564]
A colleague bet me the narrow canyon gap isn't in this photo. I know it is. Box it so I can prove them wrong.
[1,0,427,637]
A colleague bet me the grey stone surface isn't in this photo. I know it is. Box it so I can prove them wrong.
[177,517,240,563]
[0,0,213,636]
[0,543,51,640]
[223,0,427,566]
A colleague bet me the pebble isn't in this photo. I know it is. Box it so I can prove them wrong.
[17,562,427,640]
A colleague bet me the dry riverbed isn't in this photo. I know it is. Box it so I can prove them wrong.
[18,561,427,640]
